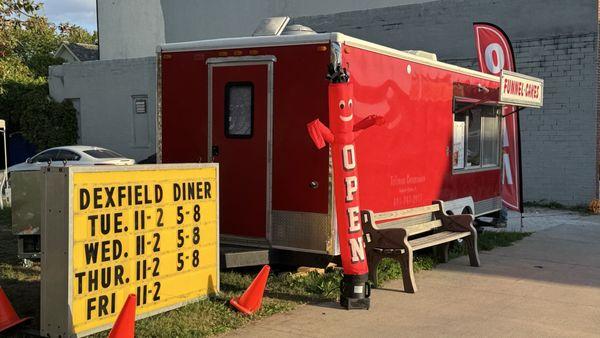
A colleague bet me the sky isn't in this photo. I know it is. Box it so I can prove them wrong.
[40,0,97,32]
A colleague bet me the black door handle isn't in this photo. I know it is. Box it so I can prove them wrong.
[212,145,219,157]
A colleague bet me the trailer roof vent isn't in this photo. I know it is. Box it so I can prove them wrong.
[252,17,291,36]
[281,24,317,36]
[404,50,438,61]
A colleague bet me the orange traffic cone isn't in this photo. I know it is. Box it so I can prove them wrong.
[0,287,30,333]
[230,265,270,315]
[108,294,136,338]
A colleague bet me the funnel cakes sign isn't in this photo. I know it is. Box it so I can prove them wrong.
[499,70,544,108]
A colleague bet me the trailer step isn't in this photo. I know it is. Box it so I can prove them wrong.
[220,245,269,268]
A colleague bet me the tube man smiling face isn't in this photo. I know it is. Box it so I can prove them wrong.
[339,99,354,122]
[336,97,355,135]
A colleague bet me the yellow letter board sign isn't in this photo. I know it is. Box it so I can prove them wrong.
[41,164,219,337]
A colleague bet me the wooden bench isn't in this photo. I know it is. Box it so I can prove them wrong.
[361,202,480,293]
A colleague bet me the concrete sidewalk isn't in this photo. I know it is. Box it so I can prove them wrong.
[227,211,600,337]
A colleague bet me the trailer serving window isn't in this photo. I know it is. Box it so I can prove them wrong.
[225,82,254,138]
[453,101,500,171]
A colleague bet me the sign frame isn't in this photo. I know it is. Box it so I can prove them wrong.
[499,70,544,108]
[40,163,219,337]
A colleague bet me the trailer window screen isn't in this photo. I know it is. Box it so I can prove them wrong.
[225,83,253,138]
[453,102,500,171]
[481,115,500,166]
[467,110,481,167]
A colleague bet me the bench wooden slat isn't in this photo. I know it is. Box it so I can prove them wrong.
[375,212,433,229]
[373,204,440,221]
[406,220,443,236]
[409,231,470,251]
[377,219,442,236]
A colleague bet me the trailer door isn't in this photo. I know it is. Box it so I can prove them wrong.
[208,58,273,239]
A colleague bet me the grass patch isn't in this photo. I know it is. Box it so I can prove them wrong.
[477,231,531,251]
[131,292,296,337]
[376,255,436,286]
[0,205,530,337]
[448,231,531,260]
[97,268,343,337]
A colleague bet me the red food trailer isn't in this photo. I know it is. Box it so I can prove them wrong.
[157,27,540,261]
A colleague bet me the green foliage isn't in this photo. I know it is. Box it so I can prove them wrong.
[1,0,43,56]
[3,15,95,79]
[0,0,95,151]
[449,231,531,260]
[376,255,436,285]
[10,16,64,77]
[58,22,97,45]
[477,231,531,251]
[376,258,403,284]
[0,80,78,150]
[130,294,296,338]
[20,88,78,150]
[0,55,34,86]
[0,0,41,20]
[275,269,342,299]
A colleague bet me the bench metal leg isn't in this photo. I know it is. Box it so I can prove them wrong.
[398,248,417,293]
[367,250,383,288]
[465,233,481,267]
[436,242,450,263]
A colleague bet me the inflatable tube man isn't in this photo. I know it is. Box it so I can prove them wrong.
[307,82,384,310]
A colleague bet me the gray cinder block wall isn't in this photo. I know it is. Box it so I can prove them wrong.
[295,0,599,205]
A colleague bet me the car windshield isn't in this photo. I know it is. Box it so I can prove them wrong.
[83,149,124,159]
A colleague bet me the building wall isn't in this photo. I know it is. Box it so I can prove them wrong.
[65,0,598,205]
[97,0,436,60]
[294,0,599,205]
[444,34,598,205]
[49,57,157,162]
[97,0,166,60]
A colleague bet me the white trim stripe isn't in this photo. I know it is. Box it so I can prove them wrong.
[340,34,499,82]
[159,32,500,82]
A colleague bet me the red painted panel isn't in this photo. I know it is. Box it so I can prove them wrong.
[160,44,331,234]
[343,46,501,213]
[161,38,501,243]
[212,65,268,238]
[269,46,330,213]
[161,52,208,163]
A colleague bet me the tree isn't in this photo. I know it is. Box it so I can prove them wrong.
[0,0,41,54]
[11,16,63,77]
[0,0,93,150]
[2,0,97,78]
[0,0,40,20]
[58,22,97,45]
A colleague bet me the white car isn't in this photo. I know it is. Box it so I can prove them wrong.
[9,146,135,172]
